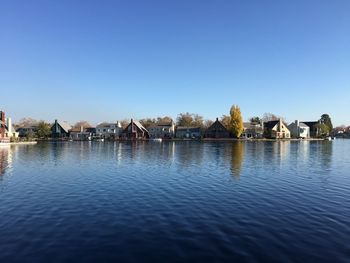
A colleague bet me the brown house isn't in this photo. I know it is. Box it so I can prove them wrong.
[204,118,231,138]
[122,119,149,139]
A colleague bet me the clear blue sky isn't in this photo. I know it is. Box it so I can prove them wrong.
[1,0,349,126]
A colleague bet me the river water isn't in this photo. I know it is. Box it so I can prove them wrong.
[0,140,349,262]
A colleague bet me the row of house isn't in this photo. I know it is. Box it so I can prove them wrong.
[1,108,324,141]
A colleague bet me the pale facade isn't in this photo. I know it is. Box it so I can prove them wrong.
[288,120,310,138]
[96,122,122,138]
[149,122,175,138]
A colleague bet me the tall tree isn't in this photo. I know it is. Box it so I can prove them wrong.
[203,119,214,129]
[192,114,204,128]
[176,112,193,127]
[320,114,333,132]
[36,121,51,139]
[156,116,173,124]
[315,123,330,137]
[140,118,157,129]
[262,113,285,122]
[249,116,261,124]
[73,121,92,129]
[229,105,244,138]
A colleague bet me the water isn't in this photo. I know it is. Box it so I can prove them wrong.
[1,140,350,262]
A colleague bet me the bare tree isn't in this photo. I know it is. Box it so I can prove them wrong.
[221,115,230,129]
[73,121,92,129]
[176,112,193,127]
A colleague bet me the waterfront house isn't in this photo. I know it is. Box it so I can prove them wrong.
[263,119,291,139]
[241,122,264,139]
[16,125,38,138]
[96,122,122,139]
[51,120,72,138]
[288,120,310,138]
[176,127,201,139]
[148,121,175,139]
[70,126,96,141]
[122,119,149,139]
[302,121,320,138]
[204,118,231,138]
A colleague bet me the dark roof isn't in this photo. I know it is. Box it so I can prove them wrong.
[264,120,279,129]
[302,121,319,128]
[176,127,201,132]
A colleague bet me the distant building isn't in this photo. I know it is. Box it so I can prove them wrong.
[51,120,72,138]
[288,120,310,138]
[204,118,231,138]
[17,125,38,137]
[149,121,175,139]
[241,122,264,138]
[302,121,320,138]
[264,119,291,139]
[70,126,96,141]
[176,127,201,139]
[122,119,149,139]
[96,122,122,139]
[0,111,8,142]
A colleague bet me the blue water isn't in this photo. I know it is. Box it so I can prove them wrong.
[1,141,350,262]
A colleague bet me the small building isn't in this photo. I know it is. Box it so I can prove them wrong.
[263,119,291,139]
[17,125,38,138]
[70,126,96,141]
[149,121,175,139]
[204,118,231,138]
[96,122,122,139]
[51,120,72,138]
[241,122,264,138]
[122,119,149,139]
[288,120,310,138]
[176,127,201,139]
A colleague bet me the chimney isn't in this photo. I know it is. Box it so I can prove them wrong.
[80,125,84,132]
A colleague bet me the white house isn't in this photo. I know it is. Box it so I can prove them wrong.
[288,120,310,139]
[148,122,175,138]
[96,122,122,139]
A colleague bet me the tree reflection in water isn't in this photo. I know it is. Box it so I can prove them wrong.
[230,141,244,179]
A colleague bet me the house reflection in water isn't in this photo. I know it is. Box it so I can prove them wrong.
[0,146,11,176]
[230,141,245,179]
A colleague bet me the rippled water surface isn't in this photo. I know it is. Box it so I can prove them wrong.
[1,140,350,262]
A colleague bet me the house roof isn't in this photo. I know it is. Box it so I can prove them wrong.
[133,120,148,132]
[96,122,120,128]
[264,120,279,129]
[176,126,201,131]
[302,121,319,128]
[54,120,72,133]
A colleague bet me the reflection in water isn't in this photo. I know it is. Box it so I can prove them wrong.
[230,142,244,179]
[0,146,12,176]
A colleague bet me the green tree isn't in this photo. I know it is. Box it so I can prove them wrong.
[315,123,330,137]
[229,105,244,138]
[320,114,333,132]
[36,121,51,139]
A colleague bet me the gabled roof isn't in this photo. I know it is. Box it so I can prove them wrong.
[133,120,148,132]
[264,120,279,129]
[53,120,72,133]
